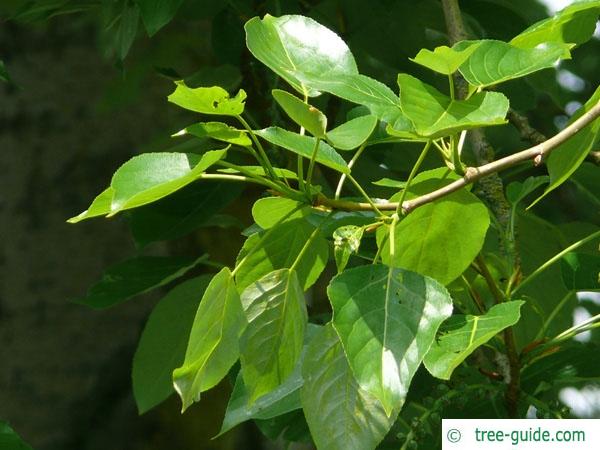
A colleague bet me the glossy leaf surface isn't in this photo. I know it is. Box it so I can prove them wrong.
[132,275,211,413]
[457,40,570,88]
[326,115,378,150]
[272,89,327,138]
[240,269,307,403]
[181,122,251,146]
[168,82,246,115]
[109,150,226,214]
[173,268,246,412]
[245,14,357,97]
[396,74,508,138]
[411,43,480,75]
[424,301,524,380]
[329,265,453,415]
[235,219,328,291]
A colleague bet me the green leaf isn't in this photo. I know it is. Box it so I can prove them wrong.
[329,265,453,415]
[136,0,183,36]
[252,197,309,229]
[68,187,114,223]
[372,178,407,188]
[301,324,395,450]
[255,127,349,174]
[530,86,600,207]
[0,422,32,450]
[218,324,321,436]
[132,275,211,414]
[168,81,247,116]
[75,255,207,309]
[410,42,480,75]
[109,149,227,214]
[424,301,524,380]
[303,73,406,124]
[129,181,243,247]
[116,1,139,60]
[178,122,251,146]
[235,219,328,291]
[244,14,358,97]
[326,115,378,150]
[561,252,600,291]
[240,269,307,403]
[272,89,327,138]
[396,74,509,138]
[333,225,364,273]
[510,1,600,49]
[379,170,490,285]
[173,268,246,412]
[218,166,298,180]
[506,176,549,205]
[0,60,13,84]
[457,40,570,88]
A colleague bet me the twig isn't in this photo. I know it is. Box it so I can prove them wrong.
[314,99,600,213]
[507,108,547,145]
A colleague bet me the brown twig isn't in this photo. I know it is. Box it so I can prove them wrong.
[507,108,547,145]
[315,99,600,213]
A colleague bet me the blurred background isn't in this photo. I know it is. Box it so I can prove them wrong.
[1,0,599,449]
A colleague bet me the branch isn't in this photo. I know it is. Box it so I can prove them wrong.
[507,108,547,145]
[315,99,600,213]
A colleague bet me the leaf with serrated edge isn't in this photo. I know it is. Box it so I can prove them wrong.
[240,269,307,404]
[424,301,524,380]
[173,267,246,412]
[301,324,395,450]
[329,265,453,415]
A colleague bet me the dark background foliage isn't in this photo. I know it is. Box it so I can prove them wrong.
[1,1,598,449]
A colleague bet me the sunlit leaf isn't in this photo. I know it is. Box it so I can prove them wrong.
[326,115,378,150]
[329,265,453,415]
[272,89,327,138]
[410,42,480,75]
[252,197,309,229]
[240,269,307,403]
[424,301,524,380]
[333,225,364,273]
[168,82,246,116]
[255,127,349,174]
[179,122,251,146]
[173,268,246,411]
[301,324,395,450]
[395,74,508,138]
[456,40,570,88]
